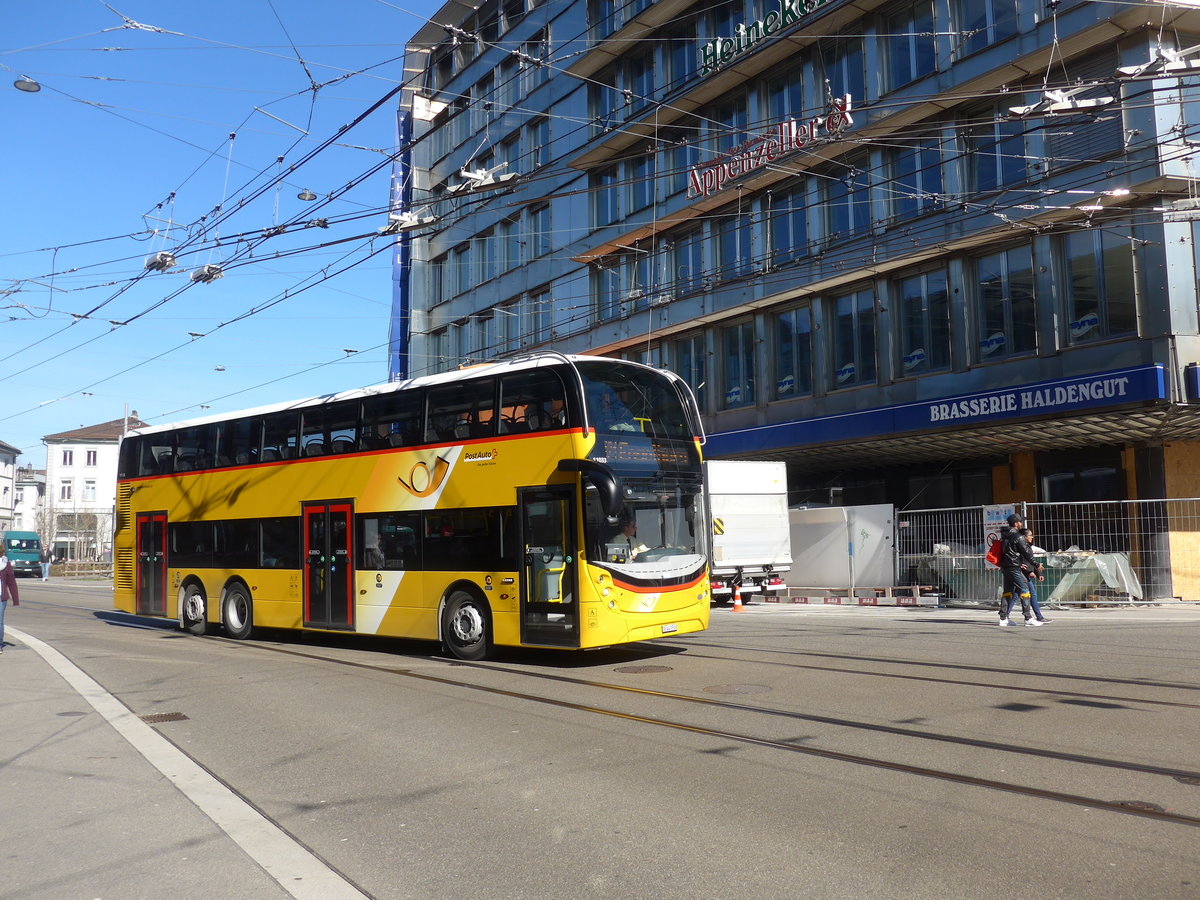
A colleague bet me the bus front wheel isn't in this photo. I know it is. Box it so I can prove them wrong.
[442,590,490,661]
[222,584,253,640]
[181,584,207,636]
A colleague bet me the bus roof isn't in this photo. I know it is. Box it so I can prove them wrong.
[124,353,666,438]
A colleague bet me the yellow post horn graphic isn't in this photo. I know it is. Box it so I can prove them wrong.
[397,455,451,498]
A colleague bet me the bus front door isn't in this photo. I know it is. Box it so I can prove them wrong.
[135,512,167,616]
[303,502,354,630]
[519,486,578,647]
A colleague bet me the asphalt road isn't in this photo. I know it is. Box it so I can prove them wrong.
[5,581,1199,899]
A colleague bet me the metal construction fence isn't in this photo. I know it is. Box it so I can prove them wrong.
[895,499,1200,606]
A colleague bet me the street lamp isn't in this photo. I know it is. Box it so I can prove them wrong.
[297,189,317,201]
[13,76,41,93]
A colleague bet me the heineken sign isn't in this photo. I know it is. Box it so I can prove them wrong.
[699,0,835,77]
[687,96,853,198]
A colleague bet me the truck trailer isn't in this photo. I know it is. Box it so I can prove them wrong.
[705,460,791,603]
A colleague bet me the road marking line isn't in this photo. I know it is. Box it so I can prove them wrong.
[9,626,366,900]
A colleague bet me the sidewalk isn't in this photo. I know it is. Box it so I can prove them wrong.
[2,628,356,900]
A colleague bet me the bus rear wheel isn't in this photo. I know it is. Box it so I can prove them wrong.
[442,590,490,661]
[181,583,207,636]
[223,584,253,640]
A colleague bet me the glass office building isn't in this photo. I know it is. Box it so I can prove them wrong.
[391,0,1200,509]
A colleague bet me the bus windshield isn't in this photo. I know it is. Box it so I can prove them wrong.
[584,474,708,579]
[575,362,693,441]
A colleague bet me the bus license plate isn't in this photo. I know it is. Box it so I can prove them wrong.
[661,623,678,634]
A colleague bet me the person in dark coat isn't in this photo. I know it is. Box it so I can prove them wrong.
[998,512,1043,626]
[0,547,20,652]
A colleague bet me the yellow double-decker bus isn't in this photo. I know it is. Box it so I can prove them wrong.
[113,353,710,659]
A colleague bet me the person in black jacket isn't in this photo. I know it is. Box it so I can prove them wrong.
[998,512,1043,626]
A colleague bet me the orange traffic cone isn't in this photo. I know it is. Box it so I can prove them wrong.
[731,583,744,612]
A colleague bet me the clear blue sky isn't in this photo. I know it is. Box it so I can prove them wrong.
[1,0,443,467]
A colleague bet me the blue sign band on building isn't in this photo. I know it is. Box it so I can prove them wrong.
[707,365,1167,457]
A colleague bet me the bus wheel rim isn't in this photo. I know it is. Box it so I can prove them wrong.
[451,605,483,644]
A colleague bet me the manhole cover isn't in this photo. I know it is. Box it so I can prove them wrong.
[614,665,673,674]
[139,712,189,724]
[1113,800,1165,813]
[704,684,770,695]
[56,711,87,717]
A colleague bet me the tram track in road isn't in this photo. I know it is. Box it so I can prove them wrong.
[211,636,1200,829]
[643,639,1200,706]
[28,600,1200,828]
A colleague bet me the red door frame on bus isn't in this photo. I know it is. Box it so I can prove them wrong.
[135,511,167,616]
[518,485,579,648]
[302,501,355,630]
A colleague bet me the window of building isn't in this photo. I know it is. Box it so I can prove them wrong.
[60,481,73,501]
[590,70,619,134]
[710,94,748,156]
[523,288,552,345]
[501,133,521,175]
[722,320,756,409]
[673,333,707,412]
[479,0,500,42]
[768,183,808,266]
[83,480,97,502]
[819,36,866,103]
[471,75,492,133]
[883,0,937,92]
[1043,49,1122,173]
[592,262,622,322]
[431,254,448,305]
[888,139,943,220]
[766,68,804,121]
[667,26,697,91]
[774,306,813,399]
[588,0,617,42]
[717,210,754,280]
[521,30,550,95]
[955,0,1018,57]
[1061,228,1138,344]
[974,245,1037,361]
[502,0,526,31]
[500,217,521,272]
[672,228,705,296]
[528,204,551,259]
[965,107,1027,193]
[498,57,519,113]
[592,166,620,229]
[626,50,655,113]
[663,118,701,196]
[62,449,73,467]
[625,246,654,312]
[627,150,654,212]
[825,161,871,241]
[897,268,951,375]
[496,301,518,355]
[85,449,98,466]
[831,288,877,387]
[526,115,550,168]
[475,229,497,284]
[453,244,471,296]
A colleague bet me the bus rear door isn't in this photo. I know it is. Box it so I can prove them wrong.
[135,512,167,616]
[303,501,355,630]
[519,486,579,647]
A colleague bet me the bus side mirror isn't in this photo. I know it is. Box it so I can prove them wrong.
[557,458,623,519]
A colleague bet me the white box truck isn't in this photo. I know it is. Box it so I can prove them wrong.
[705,460,791,603]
